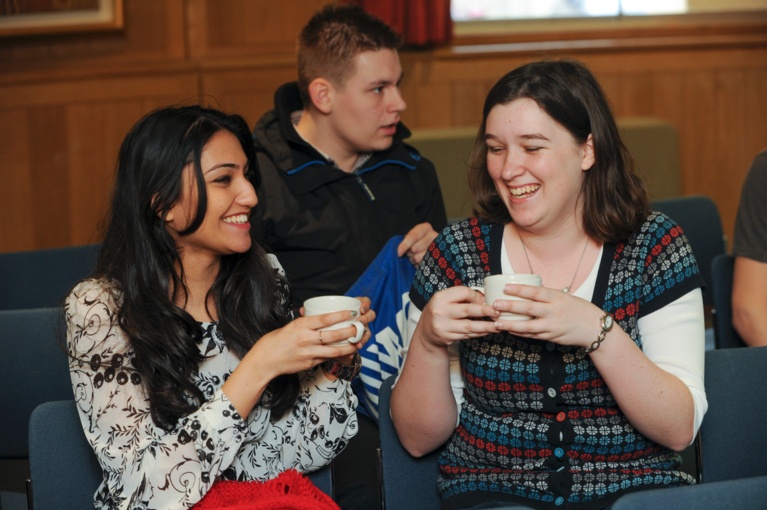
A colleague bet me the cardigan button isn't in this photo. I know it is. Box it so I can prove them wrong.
[556,412,566,422]
[547,388,557,398]
[555,496,565,506]
[554,447,565,459]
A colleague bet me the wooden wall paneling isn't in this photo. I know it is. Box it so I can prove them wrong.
[157,0,188,59]
[728,67,767,249]
[743,68,767,168]
[186,0,212,59]
[712,69,749,244]
[65,101,144,247]
[399,58,452,129]
[0,73,200,252]
[570,45,765,83]
[0,74,201,110]
[186,0,329,59]
[646,72,685,197]
[0,109,34,252]
[397,58,419,127]
[648,73,685,138]
[449,80,489,128]
[0,5,764,254]
[679,70,716,197]
[592,48,767,248]
[426,53,529,83]
[28,107,71,249]
[64,95,209,250]
[730,64,767,247]
[65,104,114,248]
[609,72,656,118]
[0,105,71,252]
[117,0,186,58]
[675,67,745,246]
[200,65,297,128]
[401,53,535,129]
[401,46,766,251]
[0,0,187,75]
[593,72,621,114]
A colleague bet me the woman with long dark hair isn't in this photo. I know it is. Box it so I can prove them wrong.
[66,105,373,509]
[391,60,707,509]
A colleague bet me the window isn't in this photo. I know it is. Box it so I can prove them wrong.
[452,0,767,22]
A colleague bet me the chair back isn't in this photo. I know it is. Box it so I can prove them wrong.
[0,307,72,459]
[27,400,334,509]
[378,375,443,510]
[611,475,767,510]
[651,196,726,307]
[710,254,747,349]
[310,463,334,500]
[28,400,102,510]
[699,346,767,483]
[0,244,99,310]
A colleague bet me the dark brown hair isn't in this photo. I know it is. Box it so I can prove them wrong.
[468,59,649,243]
[93,105,298,430]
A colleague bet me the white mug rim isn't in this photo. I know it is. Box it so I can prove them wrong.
[304,295,362,315]
[484,273,542,285]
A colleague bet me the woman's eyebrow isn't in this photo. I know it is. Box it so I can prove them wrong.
[519,133,550,141]
[204,162,238,174]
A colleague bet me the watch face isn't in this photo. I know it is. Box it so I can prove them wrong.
[603,315,614,331]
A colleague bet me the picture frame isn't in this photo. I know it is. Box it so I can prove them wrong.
[0,0,123,37]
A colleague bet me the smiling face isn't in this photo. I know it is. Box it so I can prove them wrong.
[166,130,257,265]
[325,48,406,156]
[485,98,594,234]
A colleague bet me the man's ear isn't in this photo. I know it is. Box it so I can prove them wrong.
[308,78,334,114]
[581,133,596,171]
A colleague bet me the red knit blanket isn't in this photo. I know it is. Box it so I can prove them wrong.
[193,469,340,510]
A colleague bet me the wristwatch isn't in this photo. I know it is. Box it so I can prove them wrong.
[321,352,361,381]
[585,313,613,354]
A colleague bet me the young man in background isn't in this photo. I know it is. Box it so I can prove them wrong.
[251,4,448,508]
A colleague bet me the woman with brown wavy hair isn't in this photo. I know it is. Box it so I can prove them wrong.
[391,59,707,510]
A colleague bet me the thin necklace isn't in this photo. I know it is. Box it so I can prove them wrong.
[519,236,589,293]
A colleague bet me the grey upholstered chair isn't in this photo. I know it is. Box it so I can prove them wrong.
[28,400,335,510]
[710,254,747,349]
[0,243,99,310]
[377,375,444,510]
[611,475,767,510]
[0,307,71,510]
[651,195,726,308]
[699,346,767,483]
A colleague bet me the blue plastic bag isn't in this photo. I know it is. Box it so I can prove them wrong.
[345,236,415,421]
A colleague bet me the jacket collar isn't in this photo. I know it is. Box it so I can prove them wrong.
[262,82,419,194]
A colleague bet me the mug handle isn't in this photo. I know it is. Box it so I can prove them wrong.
[348,321,365,344]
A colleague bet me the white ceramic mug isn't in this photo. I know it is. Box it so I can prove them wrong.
[480,273,542,321]
[303,295,365,346]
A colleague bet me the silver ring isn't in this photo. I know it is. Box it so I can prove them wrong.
[318,331,324,344]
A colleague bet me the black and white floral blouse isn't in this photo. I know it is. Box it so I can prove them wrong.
[65,272,358,509]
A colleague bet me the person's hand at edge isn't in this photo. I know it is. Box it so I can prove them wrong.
[397,222,439,266]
